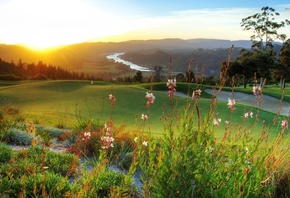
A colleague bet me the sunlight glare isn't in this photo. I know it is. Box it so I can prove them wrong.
[0,0,130,50]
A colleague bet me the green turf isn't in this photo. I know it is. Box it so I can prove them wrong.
[0,80,288,140]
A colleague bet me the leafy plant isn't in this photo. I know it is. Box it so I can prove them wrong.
[0,143,12,164]
[6,128,36,145]
[22,172,73,197]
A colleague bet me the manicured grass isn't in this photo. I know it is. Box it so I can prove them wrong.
[0,80,287,140]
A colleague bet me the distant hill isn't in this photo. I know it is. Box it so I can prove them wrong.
[0,38,282,77]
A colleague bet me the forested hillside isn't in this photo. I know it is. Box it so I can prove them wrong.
[0,39,282,79]
[120,48,242,76]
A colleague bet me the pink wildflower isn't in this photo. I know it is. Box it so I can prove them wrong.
[225,120,230,125]
[227,98,236,112]
[101,123,114,149]
[145,91,155,107]
[167,78,176,98]
[213,118,221,126]
[141,114,149,121]
[244,111,253,118]
[253,85,261,96]
[109,94,116,105]
[192,89,202,99]
[82,131,91,142]
[281,120,288,129]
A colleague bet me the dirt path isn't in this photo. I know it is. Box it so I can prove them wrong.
[204,89,290,116]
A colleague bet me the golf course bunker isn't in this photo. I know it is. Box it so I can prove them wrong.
[205,89,290,116]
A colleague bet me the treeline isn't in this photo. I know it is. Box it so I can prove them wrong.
[0,58,89,80]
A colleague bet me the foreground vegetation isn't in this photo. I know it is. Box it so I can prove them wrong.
[0,76,289,197]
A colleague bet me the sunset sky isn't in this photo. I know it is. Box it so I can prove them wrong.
[0,0,289,50]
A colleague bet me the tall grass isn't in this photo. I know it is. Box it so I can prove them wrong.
[131,48,290,197]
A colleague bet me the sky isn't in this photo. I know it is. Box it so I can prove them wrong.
[0,0,289,50]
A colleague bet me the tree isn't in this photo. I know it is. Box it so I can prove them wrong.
[241,6,290,51]
[134,70,143,83]
[228,6,289,87]
[274,39,290,82]
[228,50,255,88]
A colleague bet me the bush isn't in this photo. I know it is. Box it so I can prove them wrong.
[11,147,79,177]
[44,151,79,177]
[0,143,12,164]
[0,176,22,197]
[6,128,35,145]
[41,126,67,139]
[0,173,73,197]
[23,172,72,197]
[79,168,126,198]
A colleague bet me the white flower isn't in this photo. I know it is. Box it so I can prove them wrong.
[244,111,253,118]
[213,118,221,126]
[141,114,148,120]
[281,120,288,129]
[134,137,138,142]
[192,89,202,98]
[84,132,91,137]
[142,141,148,146]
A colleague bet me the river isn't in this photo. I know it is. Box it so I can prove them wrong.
[106,52,151,72]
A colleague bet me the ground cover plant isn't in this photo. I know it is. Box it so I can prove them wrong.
[0,51,290,197]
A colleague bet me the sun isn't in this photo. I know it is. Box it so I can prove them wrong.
[0,0,130,51]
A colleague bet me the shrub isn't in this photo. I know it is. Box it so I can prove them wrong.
[0,158,40,179]
[44,151,79,177]
[36,128,52,146]
[0,176,22,197]
[11,147,79,177]
[78,168,126,198]
[42,126,67,139]
[22,172,72,197]
[0,143,12,164]
[95,169,125,197]
[6,128,35,145]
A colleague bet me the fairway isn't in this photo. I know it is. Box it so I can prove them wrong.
[0,80,288,139]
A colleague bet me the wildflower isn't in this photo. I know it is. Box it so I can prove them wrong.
[167,78,176,98]
[244,111,253,118]
[142,141,148,146]
[145,91,155,107]
[82,131,91,142]
[281,120,288,129]
[109,94,116,105]
[101,123,114,149]
[227,98,236,112]
[134,137,138,143]
[101,136,115,149]
[141,114,149,121]
[253,85,261,96]
[225,120,230,125]
[192,89,202,99]
[213,118,221,126]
